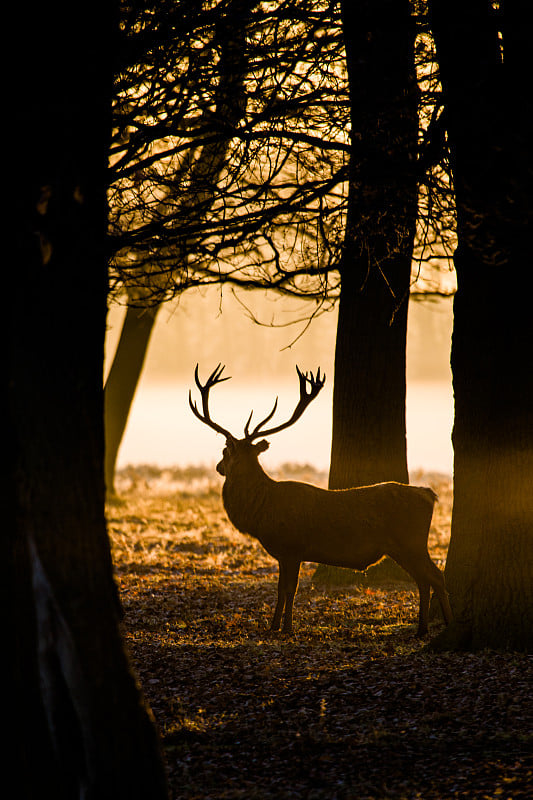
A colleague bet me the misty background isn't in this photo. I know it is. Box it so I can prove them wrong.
[105,291,453,475]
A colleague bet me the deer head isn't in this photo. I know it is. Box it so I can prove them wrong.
[188,364,325,476]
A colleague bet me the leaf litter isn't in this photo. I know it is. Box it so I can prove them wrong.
[108,465,532,799]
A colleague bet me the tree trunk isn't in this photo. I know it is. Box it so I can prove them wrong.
[105,304,160,496]
[329,267,411,490]
[329,0,417,490]
[7,3,170,795]
[440,262,533,650]
[316,0,418,585]
[429,0,533,651]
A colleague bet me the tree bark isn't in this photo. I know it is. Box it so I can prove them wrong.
[7,3,170,795]
[429,0,533,651]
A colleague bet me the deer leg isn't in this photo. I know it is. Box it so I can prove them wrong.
[388,550,432,636]
[270,560,287,632]
[415,579,431,637]
[425,558,453,626]
[281,559,301,635]
[413,555,453,630]
[396,552,453,635]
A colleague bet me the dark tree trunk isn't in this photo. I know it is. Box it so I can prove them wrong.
[105,304,160,495]
[317,0,418,585]
[330,267,411,490]
[429,0,533,651]
[7,3,170,796]
[329,0,418,491]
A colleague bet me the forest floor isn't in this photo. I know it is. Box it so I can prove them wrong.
[108,465,532,800]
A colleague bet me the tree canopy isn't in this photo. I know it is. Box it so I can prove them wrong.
[108,0,455,309]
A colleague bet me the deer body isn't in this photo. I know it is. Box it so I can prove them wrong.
[190,364,453,637]
[222,467,433,570]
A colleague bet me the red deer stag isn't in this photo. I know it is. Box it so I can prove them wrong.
[189,364,453,636]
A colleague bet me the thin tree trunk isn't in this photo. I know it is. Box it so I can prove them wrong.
[105,304,160,495]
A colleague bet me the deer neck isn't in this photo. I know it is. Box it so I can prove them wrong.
[222,459,272,536]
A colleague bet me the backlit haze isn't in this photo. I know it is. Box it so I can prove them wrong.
[105,289,454,477]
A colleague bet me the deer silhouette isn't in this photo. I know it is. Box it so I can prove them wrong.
[189,364,453,636]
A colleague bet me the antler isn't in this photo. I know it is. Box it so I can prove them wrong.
[244,366,325,441]
[188,364,235,439]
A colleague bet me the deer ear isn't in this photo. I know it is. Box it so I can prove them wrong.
[254,439,269,453]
